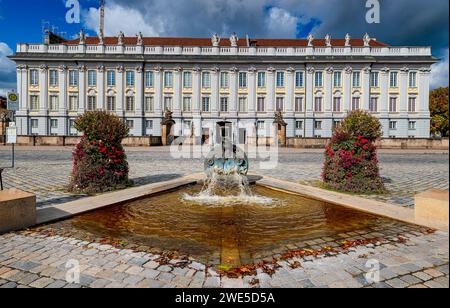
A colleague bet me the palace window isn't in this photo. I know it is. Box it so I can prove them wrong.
[389,121,397,130]
[31,119,39,129]
[390,72,398,88]
[107,70,116,87]
[257,121,265,130]
[183,71,192,88]
[389,97,397,112]
[220,72,229,88]
[145,71,154,88]
[30,69,39,86]
[333,120,341,129]
[369,97,378,112]
[314,97,323,112]
[202,72,211,89]
[164,71,173,88]
[314,120,322,130]
[88,70,97,87]
[239,97,247,112]
[333,72,342,88]
[126,96,135,112]
[30,95,39,111]
[164,96,172,110]
[49,70,58,86]
[296,120,303,130]
[295,97,303,112]
[351,97,360,110]
[370,72,379,87]
[314,72,323,87]
[126,71,135,87]
[352,72,361,88]
[202,97,210,112]
[258,72,266,88]
[220,97,228,112]
[49,95,59,111]
[183,97,192,112]
[295,71,304,88]
[276,72,285,87]
[146,120,153,130]
[257,97,265,112]
[276,97,284,111]
[239,72,247,88]
[87,96,97,111]
[409,121,416,130]
[126,120,134,129]
[69,120,76,135]
[409,72,417,88]
[50,119,58,129]
[145,96,154,112]
[69,70,78,86]
[408,97,417,112]
[69,96,78,111]
[333,97,341,112]
[107,96,116,112]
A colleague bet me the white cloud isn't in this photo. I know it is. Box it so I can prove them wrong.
[265,7,299,38]
[82,3,163,37]
[0,42,14,71]
[431,49,449,89]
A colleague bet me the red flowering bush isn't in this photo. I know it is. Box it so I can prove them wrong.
[68,111,131,194]
[322,111,385,193]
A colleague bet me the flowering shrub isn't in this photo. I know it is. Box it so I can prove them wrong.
[322,111,385,193]
[69,111,131,194]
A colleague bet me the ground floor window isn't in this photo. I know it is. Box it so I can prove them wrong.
[31,119,39,129]
[257,120,265,130]
[409,121,416,130]
[50,119,58,129]
[314,120,322,130]
[126,120,134,129]
[296,120,303,130]
[145,120,153,130]
[389,121,397,130]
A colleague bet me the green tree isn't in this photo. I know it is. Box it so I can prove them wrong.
[430,87,449,137]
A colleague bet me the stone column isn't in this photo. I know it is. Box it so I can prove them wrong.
[211,67,220,117]
[399,67,409,114]
[58,65,68,135]
[343,66,352,112]
[379,67,390,138]
[16,65,28,135]
[97,66,105,110]
[285,67,295,117]
[229,67,238,117]
[324,67,333,113]
[39,64,48,135]
[248,67,257,117]
[362,66,371,111]
[154,66,163,116]
[78,65,86,114]
[418,68,431,117]
[304,66,314,138]
[173,67,182,117]
[192,67,201,114]
[116,66,124,116]
[267,67,276,117]
[135,66,144,136]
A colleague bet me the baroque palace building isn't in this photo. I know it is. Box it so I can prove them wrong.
[10,31,437,143]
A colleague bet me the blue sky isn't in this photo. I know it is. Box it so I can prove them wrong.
[0,0,448,95]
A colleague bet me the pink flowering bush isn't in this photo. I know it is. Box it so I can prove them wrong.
[68,111,131,194]
[322,111,385,193]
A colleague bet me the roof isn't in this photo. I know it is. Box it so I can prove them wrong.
[63,36,390,48]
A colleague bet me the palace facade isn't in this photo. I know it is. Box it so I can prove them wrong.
[10,32,437,143]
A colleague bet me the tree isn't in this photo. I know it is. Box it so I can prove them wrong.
[430,87,449,138]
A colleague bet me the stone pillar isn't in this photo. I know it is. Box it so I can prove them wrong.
[16,65,28,135]
[286,67,295,117]
[135,66,144,136]
[78,65,86,115]
[305,66,314,138]
[39,65,48,135]
[229,67,238,117]
[116,66,124,116]
[343,66,352,112]
[399,68,409,114]
[58,65,68,135]
[418,67,431,138]
[362,66,371,111]
[248,67,257,117]
[193,67,201,114]
[379,67,390,138]
[211,67,220,117]
[154,67,163,116]
[97,66,105,111]
[267,67,276,117]
[324,67,333,113]
[173,67,182,117]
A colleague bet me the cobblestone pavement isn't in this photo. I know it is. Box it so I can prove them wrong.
[0,146,448,208]
[0,227,448,288]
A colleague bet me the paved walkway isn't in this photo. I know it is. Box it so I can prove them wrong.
[1,146,448,208]
[0,228,448,288]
